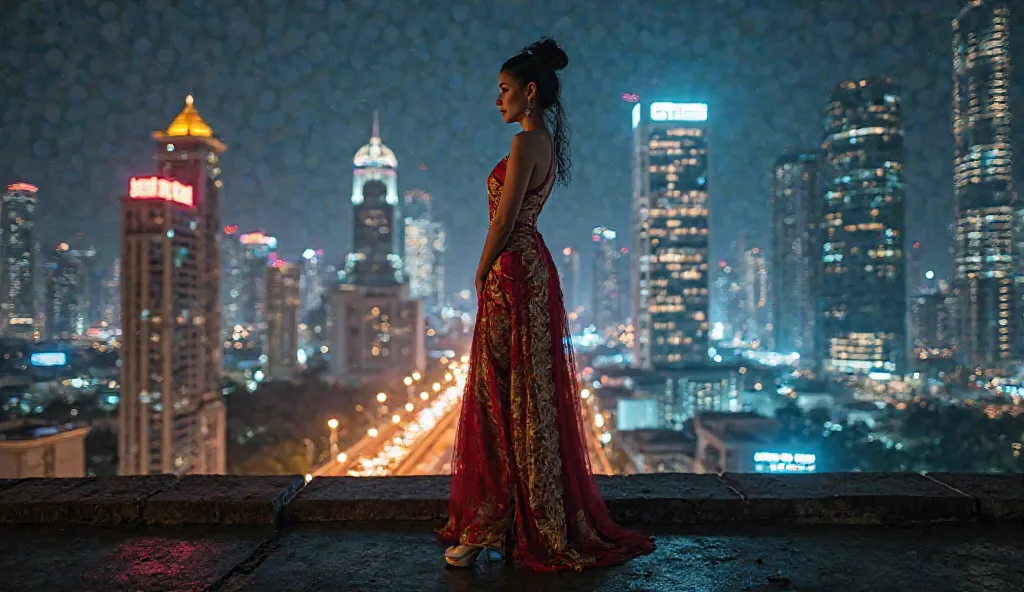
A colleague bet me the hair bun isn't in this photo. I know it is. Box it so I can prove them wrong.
[526,37,568,72]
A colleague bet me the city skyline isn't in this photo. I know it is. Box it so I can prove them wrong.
[4,0,1021,290]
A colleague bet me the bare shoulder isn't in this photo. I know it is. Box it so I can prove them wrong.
[510,130,550,160]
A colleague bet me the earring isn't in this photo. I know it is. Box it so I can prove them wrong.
[525,99,535,117]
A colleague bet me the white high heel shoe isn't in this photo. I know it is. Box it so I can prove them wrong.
[444,544,488,567]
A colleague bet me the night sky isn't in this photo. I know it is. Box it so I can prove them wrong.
[1,0,1021,293]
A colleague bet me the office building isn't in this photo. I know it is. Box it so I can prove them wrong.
[1,183,38,340]
[953,0,1016,367]
[910,288,957,361]
[329,282,425,381]
[300,248,326,315]
[592,227,624,337]
[265,261,301,381]
[403,189,447,311]
[821,78,906,375]
[741,247,771,348]
[348,112,403,285]
[631,101,711,368]
[236,230,277,330]
[119,95,226,475]
[771,152,822,360]
[44,242,88,340]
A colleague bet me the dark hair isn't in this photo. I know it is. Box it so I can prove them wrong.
[501,37,571,187]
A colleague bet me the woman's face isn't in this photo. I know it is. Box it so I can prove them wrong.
[495,72,533,124]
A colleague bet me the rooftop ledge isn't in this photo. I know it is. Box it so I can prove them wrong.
[0,472,1021,527]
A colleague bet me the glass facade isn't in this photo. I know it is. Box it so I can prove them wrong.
[591,226,623,337]
[771,152,822,360]
[821,78,905,374]
[953,0,1015,367]
[1,183,38,338]
[349,113,403,286]
[631,102,710,369]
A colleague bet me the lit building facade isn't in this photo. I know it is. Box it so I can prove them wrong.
[348,112,403,285]
[45,242,87,340]
[236,230,277,330]
[403,189,447,311]
[221,224,244,332]
[821,78,906,375]
[119,96,226,476]
[742,247,771,348]
[771,152,822,360]
[1,183,39,340]
[910,288,957,362]
[102,258,121,330]
[329,282,425,381]
[300,248,326,315]
[558,246,582,332]
[265,262,301,381]
[953,0,1015,368]
[631,101,711,369]
[592,227,624,337]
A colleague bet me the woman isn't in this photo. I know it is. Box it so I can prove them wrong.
[438,38,655,572]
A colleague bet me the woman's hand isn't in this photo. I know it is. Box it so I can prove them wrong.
[475,272,486,300]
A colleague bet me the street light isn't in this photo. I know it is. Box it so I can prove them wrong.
[327,418,340,456]
[337,452,347,463]
[444,372,453,381]
[420,392,429,401]
[376,392,387,403]
[405,402,414,412]
[581,389,591,400]
[391,414,401,424]
[432,382,441,392]
[412,371,422,381]
[367,428,379,438]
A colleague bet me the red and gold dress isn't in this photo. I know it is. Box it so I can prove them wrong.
[438,154,655,572]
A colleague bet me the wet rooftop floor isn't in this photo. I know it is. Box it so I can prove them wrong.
[2,523,1023,591]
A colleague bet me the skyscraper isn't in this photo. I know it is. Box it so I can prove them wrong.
[558,246,581,329]
[591,227,623,337]
[348,112,403,285]
[221,224,244,333]
[631,101,710,368]
[821,78,906,375]
[119,96,227,475]
[236,230,278,330]
[45,242,87,340]
[742,247,771,348]
[102,258,121,330]
[1,183,38,340]
[300,247,326,315]
[331,111,425,380]
[265,261,301,381]
[771,152,822,360]
[403,189,447,311]
[953,0,1015,367]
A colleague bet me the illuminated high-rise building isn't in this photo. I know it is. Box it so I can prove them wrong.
[1,183,38,339]
[265,261,301,381]
[558,246,581,322]
[44,242,87,340]
[630,101,710,368]
[821,78,906,375]
[591,227,624,337]
[741,247,771,348]
[236,230,277,330]
[953,0,1015,367]
[403,189,447,311]
[771,152,822,360]
[119,96,227,476]
[329,283,425,380]
[102,258,121,330]
[221,224,244,332]
[348,112,403,285]
[300,247,326,315]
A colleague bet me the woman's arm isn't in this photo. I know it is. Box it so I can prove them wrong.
[475,133,537,288]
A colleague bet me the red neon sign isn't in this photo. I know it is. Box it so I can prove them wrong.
[7,182,38,192]
[129,176,194,207]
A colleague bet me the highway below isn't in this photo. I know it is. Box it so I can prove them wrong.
[311,355,616,479]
